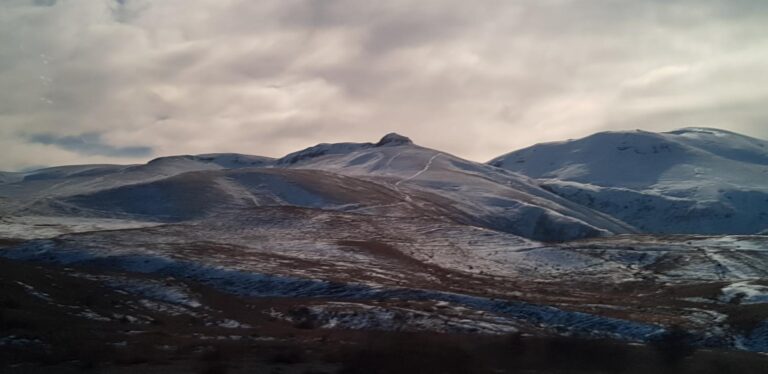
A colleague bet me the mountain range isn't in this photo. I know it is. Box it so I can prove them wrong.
[3,127,766,241]
[2,128,768,371]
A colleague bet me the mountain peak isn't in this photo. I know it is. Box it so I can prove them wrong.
[376,133,413,147]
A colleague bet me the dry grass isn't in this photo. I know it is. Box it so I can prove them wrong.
[2,251,768,374]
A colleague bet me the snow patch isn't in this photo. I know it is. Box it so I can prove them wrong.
[720,281,768,304]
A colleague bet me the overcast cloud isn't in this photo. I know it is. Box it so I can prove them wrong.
[1,0,767,170]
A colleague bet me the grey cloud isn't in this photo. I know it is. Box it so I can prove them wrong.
[605,95,768,138]
[32,0,56,6]
[27,132,153,158]
[1,0,767,170]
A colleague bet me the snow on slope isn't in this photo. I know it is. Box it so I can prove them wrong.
[489,128,768,235]
[1,227,664,342]
[276,133,636,241]
[8,129,765,239]
[720,281,768,305]
[55,168,418,222]
[0,134,633,241]
[5,207,767,348]
[0,216,162,240]
[0,171,23,184]
[0,153,275,216]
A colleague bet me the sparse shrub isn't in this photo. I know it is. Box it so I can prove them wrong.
[728,292,746,305]
[293,319,317,330]
[650,325,696,367]
[114,341,161,366]
[289,307,318,329]
[199,347,225,362]
[56,337,118,368]
[0,296,21,309]
[338,333,484,374]
[538,336,630,372]
[505,332,524,355]
[198,347,228,374]
[269,348,306,365]
[79,294,96,307]
[199,365,228,374]
[725,304,768,334]
[0,309,35,331]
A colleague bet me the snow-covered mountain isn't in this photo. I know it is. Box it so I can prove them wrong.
[276,133,634,240]
[0,153,274,214]
[489,127,768,234]
[3,129,768,361]
[3,128,766,238]
[0,171,22,184]
[0,134,636,241]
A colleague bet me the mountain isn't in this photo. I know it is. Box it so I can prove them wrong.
[489,127,768,234]
[0,134,633,241]
[3,129,768,366]
[276,133,634,240]
[5,128,766,237]
[0,171,22,184]
[0,154,274,215]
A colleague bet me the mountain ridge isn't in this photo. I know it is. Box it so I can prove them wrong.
[2,129,766,238]
[3,129,768,360]
[489,128,768,235]
[0,133,634,241]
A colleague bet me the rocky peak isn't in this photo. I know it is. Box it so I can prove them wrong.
[376,133,413,147]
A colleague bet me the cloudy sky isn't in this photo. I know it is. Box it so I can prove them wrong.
[2,0,768,170]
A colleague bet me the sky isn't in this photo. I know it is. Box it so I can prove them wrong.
[2,0,768,171]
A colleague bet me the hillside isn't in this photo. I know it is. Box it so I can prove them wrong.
[489,128,768,234]
[0,134,633,241]
[2,130,768,371]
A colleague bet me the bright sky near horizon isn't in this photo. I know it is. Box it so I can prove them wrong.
[2,0,768,170]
